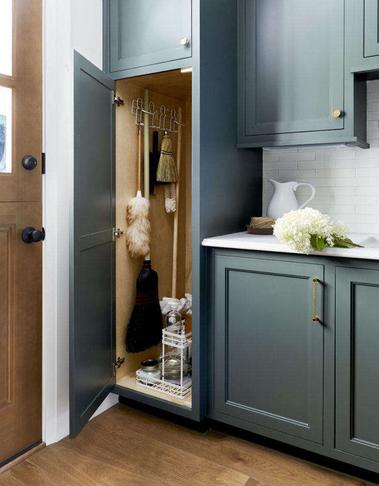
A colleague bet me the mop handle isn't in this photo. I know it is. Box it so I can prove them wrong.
[172,107,182,298]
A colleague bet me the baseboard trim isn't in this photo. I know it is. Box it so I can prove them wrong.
[0,442,45,475]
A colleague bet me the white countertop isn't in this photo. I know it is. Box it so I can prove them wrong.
[202,232,379,261]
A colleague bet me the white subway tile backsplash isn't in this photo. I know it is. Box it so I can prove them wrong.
[262,80,379,232]
[278,151,299,162]
[367,101,379,112]
[278,169,316,179]
[367,110,379,121]
[356,167,379,176]
[315,168,356,178]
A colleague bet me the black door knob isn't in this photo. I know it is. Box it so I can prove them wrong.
[22,155,38,171]
[22,227,45,243]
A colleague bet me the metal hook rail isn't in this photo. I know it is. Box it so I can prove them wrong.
[131,97,184,133]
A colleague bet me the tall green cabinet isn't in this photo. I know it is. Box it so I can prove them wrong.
[70,0,262,437]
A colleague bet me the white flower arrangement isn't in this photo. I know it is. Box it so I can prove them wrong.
[273,208,361,254]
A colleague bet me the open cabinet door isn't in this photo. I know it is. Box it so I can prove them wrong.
[70,52,116,437]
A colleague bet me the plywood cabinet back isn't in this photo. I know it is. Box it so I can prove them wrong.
[115,75,192,382]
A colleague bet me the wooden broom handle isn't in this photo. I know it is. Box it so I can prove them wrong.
[172,107,182,298]
[137,125,142,191]
[144,90,151,260]
[144,90,150,200]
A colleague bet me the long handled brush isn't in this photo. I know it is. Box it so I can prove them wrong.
[157,131,178,213]
[126,89,163,353]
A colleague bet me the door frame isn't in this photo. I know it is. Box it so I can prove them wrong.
[42,0,119,445]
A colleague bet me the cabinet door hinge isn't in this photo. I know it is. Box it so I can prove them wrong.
[113,357,125,375]
[112,93,124,107]
[113,227,124,240]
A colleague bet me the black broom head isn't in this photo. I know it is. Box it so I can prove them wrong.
[125,260,163,353]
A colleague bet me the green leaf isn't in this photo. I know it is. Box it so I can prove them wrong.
[310,234,327,251]
[333,236,363,249]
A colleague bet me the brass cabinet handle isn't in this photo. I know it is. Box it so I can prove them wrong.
[312,277,321,323]
[332,109,343,119]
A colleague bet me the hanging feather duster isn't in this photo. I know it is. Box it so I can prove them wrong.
[125,190,150,258]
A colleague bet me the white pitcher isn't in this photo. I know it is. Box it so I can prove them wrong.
[267,179,316,220]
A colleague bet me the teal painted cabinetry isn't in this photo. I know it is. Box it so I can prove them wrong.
[335,266,379,463]
[213,252,325,444]
[209,249,379,473]
[364,0,379,57]
[104,0,192,78]
[238,0,368,148]
[347,0,379,72]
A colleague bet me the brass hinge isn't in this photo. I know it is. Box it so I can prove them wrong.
[113,357,125,376]
[113,94,124,106]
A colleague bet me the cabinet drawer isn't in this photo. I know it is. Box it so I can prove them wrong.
[213,254,325,444]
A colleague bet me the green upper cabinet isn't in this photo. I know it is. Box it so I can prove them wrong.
[347,0,379,72]
[104,0,192,78]
[364,0,379,57]
[212,252,325,445]
[335,266,379,463]
[238,0,368,148]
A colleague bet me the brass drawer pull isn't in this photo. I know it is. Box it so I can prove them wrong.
[312,277,321,323]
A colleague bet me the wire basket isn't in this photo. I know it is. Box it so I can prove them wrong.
[135,324,192,400]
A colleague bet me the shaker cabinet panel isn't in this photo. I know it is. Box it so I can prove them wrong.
[108,0,192,75]
[335,267,379,463]
[364,0,379,57]
[213,253,325,444]
[238,0,347,146]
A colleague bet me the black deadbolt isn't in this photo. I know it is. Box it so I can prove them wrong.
[22,155,38,171]
[22,227,45,243]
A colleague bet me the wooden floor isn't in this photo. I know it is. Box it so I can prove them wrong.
[0,404,376,486]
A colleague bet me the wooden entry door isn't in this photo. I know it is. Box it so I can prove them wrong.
[0,0,42,465]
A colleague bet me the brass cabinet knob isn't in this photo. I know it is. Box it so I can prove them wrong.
[332,109,343,118]
[180,37,191,47]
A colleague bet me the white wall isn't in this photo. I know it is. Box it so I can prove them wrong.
[43,0,117,445]
[263,80,379,234]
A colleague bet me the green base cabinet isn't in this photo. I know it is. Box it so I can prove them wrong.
[209,249,379,474]
[238,0,368,148]
[336,267,379,462]
[213,253,325,444]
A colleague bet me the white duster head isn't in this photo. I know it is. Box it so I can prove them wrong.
[126,191,151,258]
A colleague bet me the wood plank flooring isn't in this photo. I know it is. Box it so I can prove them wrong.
[0,404,376,486]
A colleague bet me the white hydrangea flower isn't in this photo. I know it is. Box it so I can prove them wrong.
[273,208,350,254]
